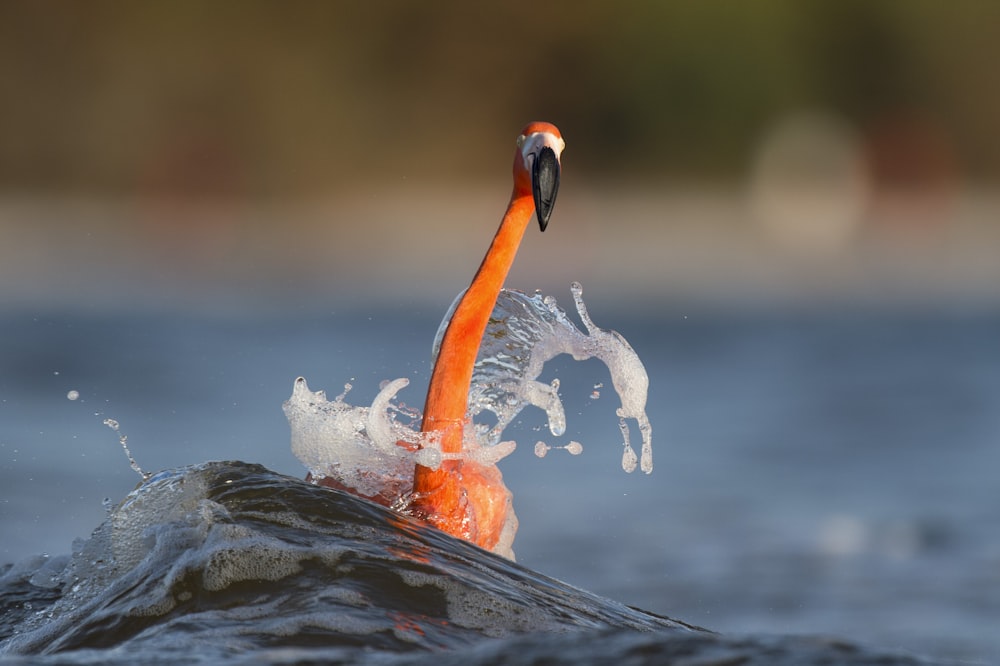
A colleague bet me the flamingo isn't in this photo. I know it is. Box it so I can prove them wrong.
[301,122,563,555]
[408,122,564,553]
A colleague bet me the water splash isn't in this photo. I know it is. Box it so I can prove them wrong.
[103,418,148,481]
[445,281,653,473]
[283,378,422,501]
[284,378,519,498]
[534,441,583,458]
[284,282,654,549]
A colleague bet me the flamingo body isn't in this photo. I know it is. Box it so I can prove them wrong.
[410,122,564,553]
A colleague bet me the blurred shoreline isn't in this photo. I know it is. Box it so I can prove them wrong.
[2,186,998,315]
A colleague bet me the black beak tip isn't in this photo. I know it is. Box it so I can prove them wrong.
[532,147,560,232]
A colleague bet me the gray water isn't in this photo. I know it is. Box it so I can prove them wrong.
[1,303,998,662]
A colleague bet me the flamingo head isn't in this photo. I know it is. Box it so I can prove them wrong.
[514,122,564,231]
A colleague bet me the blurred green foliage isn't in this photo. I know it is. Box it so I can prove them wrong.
[1,1,997,196]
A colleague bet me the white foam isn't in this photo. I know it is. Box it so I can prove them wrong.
[568,282,653,474]
[282,377,423,499]
[460,282,653,473]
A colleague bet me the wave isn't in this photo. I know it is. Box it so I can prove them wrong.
[0,461,953,665]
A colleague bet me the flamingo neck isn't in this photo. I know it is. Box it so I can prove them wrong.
[421,193,535,453]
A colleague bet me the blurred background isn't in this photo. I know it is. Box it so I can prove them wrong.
[1,1,998,662]
[0,0,998,308]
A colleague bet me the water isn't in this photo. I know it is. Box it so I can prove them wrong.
[1,462,692,655]
[1,302,998,663]
[0,462,958,664]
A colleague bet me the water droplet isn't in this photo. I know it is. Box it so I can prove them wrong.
[415,448,442,469]
[534,442,549,458]
[66,390,80,401]
[104,418,147,480]
[622,442,638,473]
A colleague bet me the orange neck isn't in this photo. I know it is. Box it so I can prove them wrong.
[421,193,535,453]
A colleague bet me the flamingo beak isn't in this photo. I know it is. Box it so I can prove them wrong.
[532,146,560,232]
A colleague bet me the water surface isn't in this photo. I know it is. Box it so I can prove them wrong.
[1,304,997,662]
